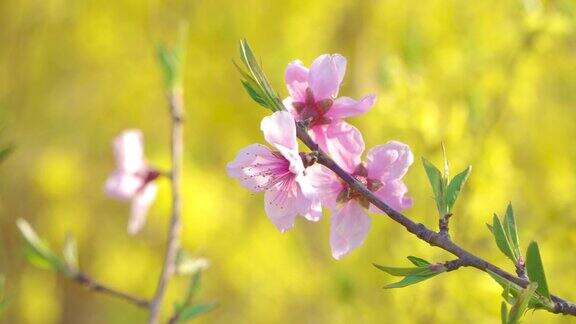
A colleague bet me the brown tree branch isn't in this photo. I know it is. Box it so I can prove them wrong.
[148,86,185,324]
[296,124,576,316]
[73,271,150,308]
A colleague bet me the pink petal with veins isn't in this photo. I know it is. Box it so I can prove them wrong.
[330,200,371,260]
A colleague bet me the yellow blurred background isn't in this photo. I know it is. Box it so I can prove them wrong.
[1,0,576,323]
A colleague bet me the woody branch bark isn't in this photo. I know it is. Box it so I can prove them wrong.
[74,271,150,308]
[148,86,184,324]
[295,124,576,316]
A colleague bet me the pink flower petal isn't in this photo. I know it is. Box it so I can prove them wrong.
[105,171,143,200]
[366,141,414,182]
[113,129,146,173]
[310,122,364,174]
[308,54,346,101]
[325,94,376,119]
[264,182,301,232]
[264,176,321,231]
[293,178,322,222]
[226,143,288,192]
[305,164,343,210]
[330,201,371,260]
[302,197,322,222]
[282,97,298,117]
[128,183,157,235]
[369,180,413,213]
[260,111,303,175]
[285,60,309,102]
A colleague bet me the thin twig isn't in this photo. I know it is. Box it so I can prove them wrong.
[74,271,150,308]
[295,124,576,316]
[148,87,185,323]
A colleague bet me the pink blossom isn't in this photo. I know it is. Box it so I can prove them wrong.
[227,111,321,232]
[283,54,376,162]
[105,129,159,235]
[308,132,413,259]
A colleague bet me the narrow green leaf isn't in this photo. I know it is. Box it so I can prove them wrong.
[384,273,439,289]
[407,256,430,267]
[178,303,215,321]
[23,246,56,269]
[441,142,449,179]
[240,80,269,107]
[16,219,65,272]
[502,282,516,305]
[186,271,202,303]
[487,223,494,233]
[488,270,521,293]
[508,282,538,324]
[487,270,553,311]
[422,157,445,215]
[500,301,508,324]
[491,214,516,261]
[157,22,188,91]
[173,272,202,314]
[373,264,434,277]
[238,39,284,112]
[504,203,520,258]
[446,165,472,211]
[158,45,177,89]
[525,241,550,299]
[63,233,79,275]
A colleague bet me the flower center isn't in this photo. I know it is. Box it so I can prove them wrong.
[336,163,383,208]
[292,88,333,127]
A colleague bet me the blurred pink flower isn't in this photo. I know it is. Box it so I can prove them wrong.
[308,132,414,259]
[227,111,321,232]
[105,129,159,235]
[283,54,376,165]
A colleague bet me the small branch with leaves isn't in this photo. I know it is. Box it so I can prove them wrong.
[16,219,150,308]
[14,24,214,323]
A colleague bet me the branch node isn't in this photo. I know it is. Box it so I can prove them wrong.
[443,259,466,272]
[515,256,527,279]
[438,213,452,238]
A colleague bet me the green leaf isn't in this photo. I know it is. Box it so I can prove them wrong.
[187,271,202,301]
[422,157,446,216]
[500,301,508,324]
[504,203,520,258]
[237,39,284,112]
[407,256,431,267]
[508,282,538,324]
[487,223,494,233]
[373,264,435,277]
[157,22,188,91]
[384,273,440,289]
[240,80,268,107]
[487,270,553,311]
[446,165,472,211]
[63,233,79,275]
[178,303,215,322]
[441,142,449,179]
[491,214,516,261]
[525,241,550,299]
[16,219,65,272]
